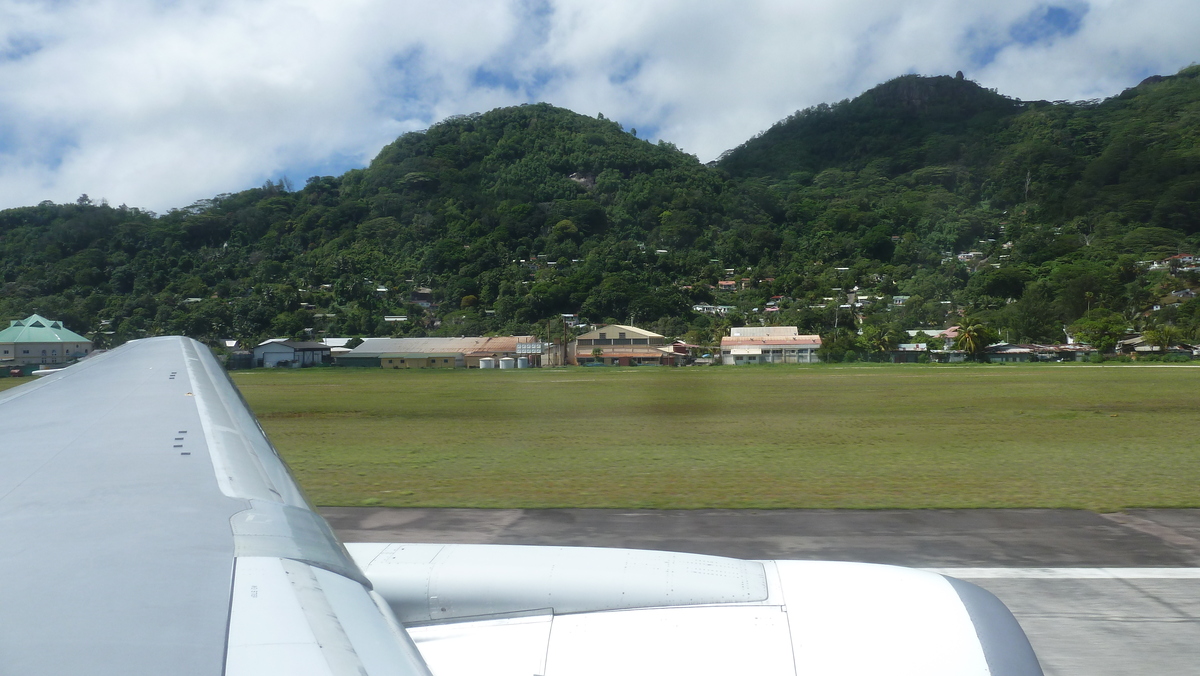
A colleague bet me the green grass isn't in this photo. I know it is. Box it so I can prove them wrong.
[225,363,1200,511]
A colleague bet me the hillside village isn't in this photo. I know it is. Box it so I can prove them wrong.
[3,70,1200,363]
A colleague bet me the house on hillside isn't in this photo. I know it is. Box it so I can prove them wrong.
[692,304,736,315]
[720,327,821,364]
[411,287,434,308]
[0,314,92,366]
[252,339,331,367]
[905,328,956,349]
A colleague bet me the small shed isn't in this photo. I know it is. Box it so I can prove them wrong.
[252,340,331,368]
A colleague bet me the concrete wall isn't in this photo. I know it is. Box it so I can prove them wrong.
[721,347,818,365]
[382,356,457,369]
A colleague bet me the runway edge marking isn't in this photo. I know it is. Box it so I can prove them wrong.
[924,568,1200,579]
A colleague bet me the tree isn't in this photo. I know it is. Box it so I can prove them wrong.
[997,281,1060,344]
[954,319,994,361]
[817,327,858,362]
[1143,324,1180,353]
[860,324,900,360]
[1067,309,1128,354]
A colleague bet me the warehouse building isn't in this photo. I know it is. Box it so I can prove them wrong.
[339,336,545,368]
[0,314,92,366]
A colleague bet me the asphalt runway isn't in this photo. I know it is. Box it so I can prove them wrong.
[323,508,1200,675]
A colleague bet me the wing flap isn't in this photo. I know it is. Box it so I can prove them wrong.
[228,557,432,676]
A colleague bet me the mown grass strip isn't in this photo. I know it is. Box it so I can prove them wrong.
[227,363,1200,511]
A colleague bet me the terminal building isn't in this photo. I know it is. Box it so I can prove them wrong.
[720,327,821,364]
[0,314,93,367]
[570,324,678,366]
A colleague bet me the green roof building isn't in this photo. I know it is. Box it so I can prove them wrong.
[0,314,93,366]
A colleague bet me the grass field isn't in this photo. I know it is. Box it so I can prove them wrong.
[216,363,1200,511]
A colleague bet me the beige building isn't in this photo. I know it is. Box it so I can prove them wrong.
[381,353,459,369]
[571,324,677,366]
[0,314,93,366]
[720,327,821,364]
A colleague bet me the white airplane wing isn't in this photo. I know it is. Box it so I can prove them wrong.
[0,337,1042,675]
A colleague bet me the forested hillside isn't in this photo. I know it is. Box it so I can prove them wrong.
[2,67,1199,356]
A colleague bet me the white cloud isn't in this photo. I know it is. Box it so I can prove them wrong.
[0,0,1196,211]
[0,0,522,210]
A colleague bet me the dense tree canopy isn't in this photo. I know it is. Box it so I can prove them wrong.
[3,68,1199,355]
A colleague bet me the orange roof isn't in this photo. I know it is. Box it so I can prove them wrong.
[580,352,674,359]
[721,335,821,347]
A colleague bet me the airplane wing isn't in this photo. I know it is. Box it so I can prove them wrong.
[0,337,1042,675]
[0,336,431,676]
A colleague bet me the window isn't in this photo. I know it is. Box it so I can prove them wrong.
[618,332,626,339]
[598,333,607,340]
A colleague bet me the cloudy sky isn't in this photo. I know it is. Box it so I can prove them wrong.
[1,0,1197,212]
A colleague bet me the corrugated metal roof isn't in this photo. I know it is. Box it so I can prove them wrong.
[720,335,821,347]
[729,346,762,355]
[729,326,799,337]
[576,324,664,340]
[279,341,329,350]
[0,314,90,344]
[349,336,534,356]
[254,340,328,352]
[581,352,672,359]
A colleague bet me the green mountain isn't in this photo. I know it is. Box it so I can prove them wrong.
[1,67,1198,356]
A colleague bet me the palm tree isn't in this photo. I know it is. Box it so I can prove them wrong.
[1143,324,1180,354]
[954,319,992,361]
[861,325,900,361]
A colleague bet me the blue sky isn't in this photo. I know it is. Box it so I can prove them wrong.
[0,0,1197,211]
